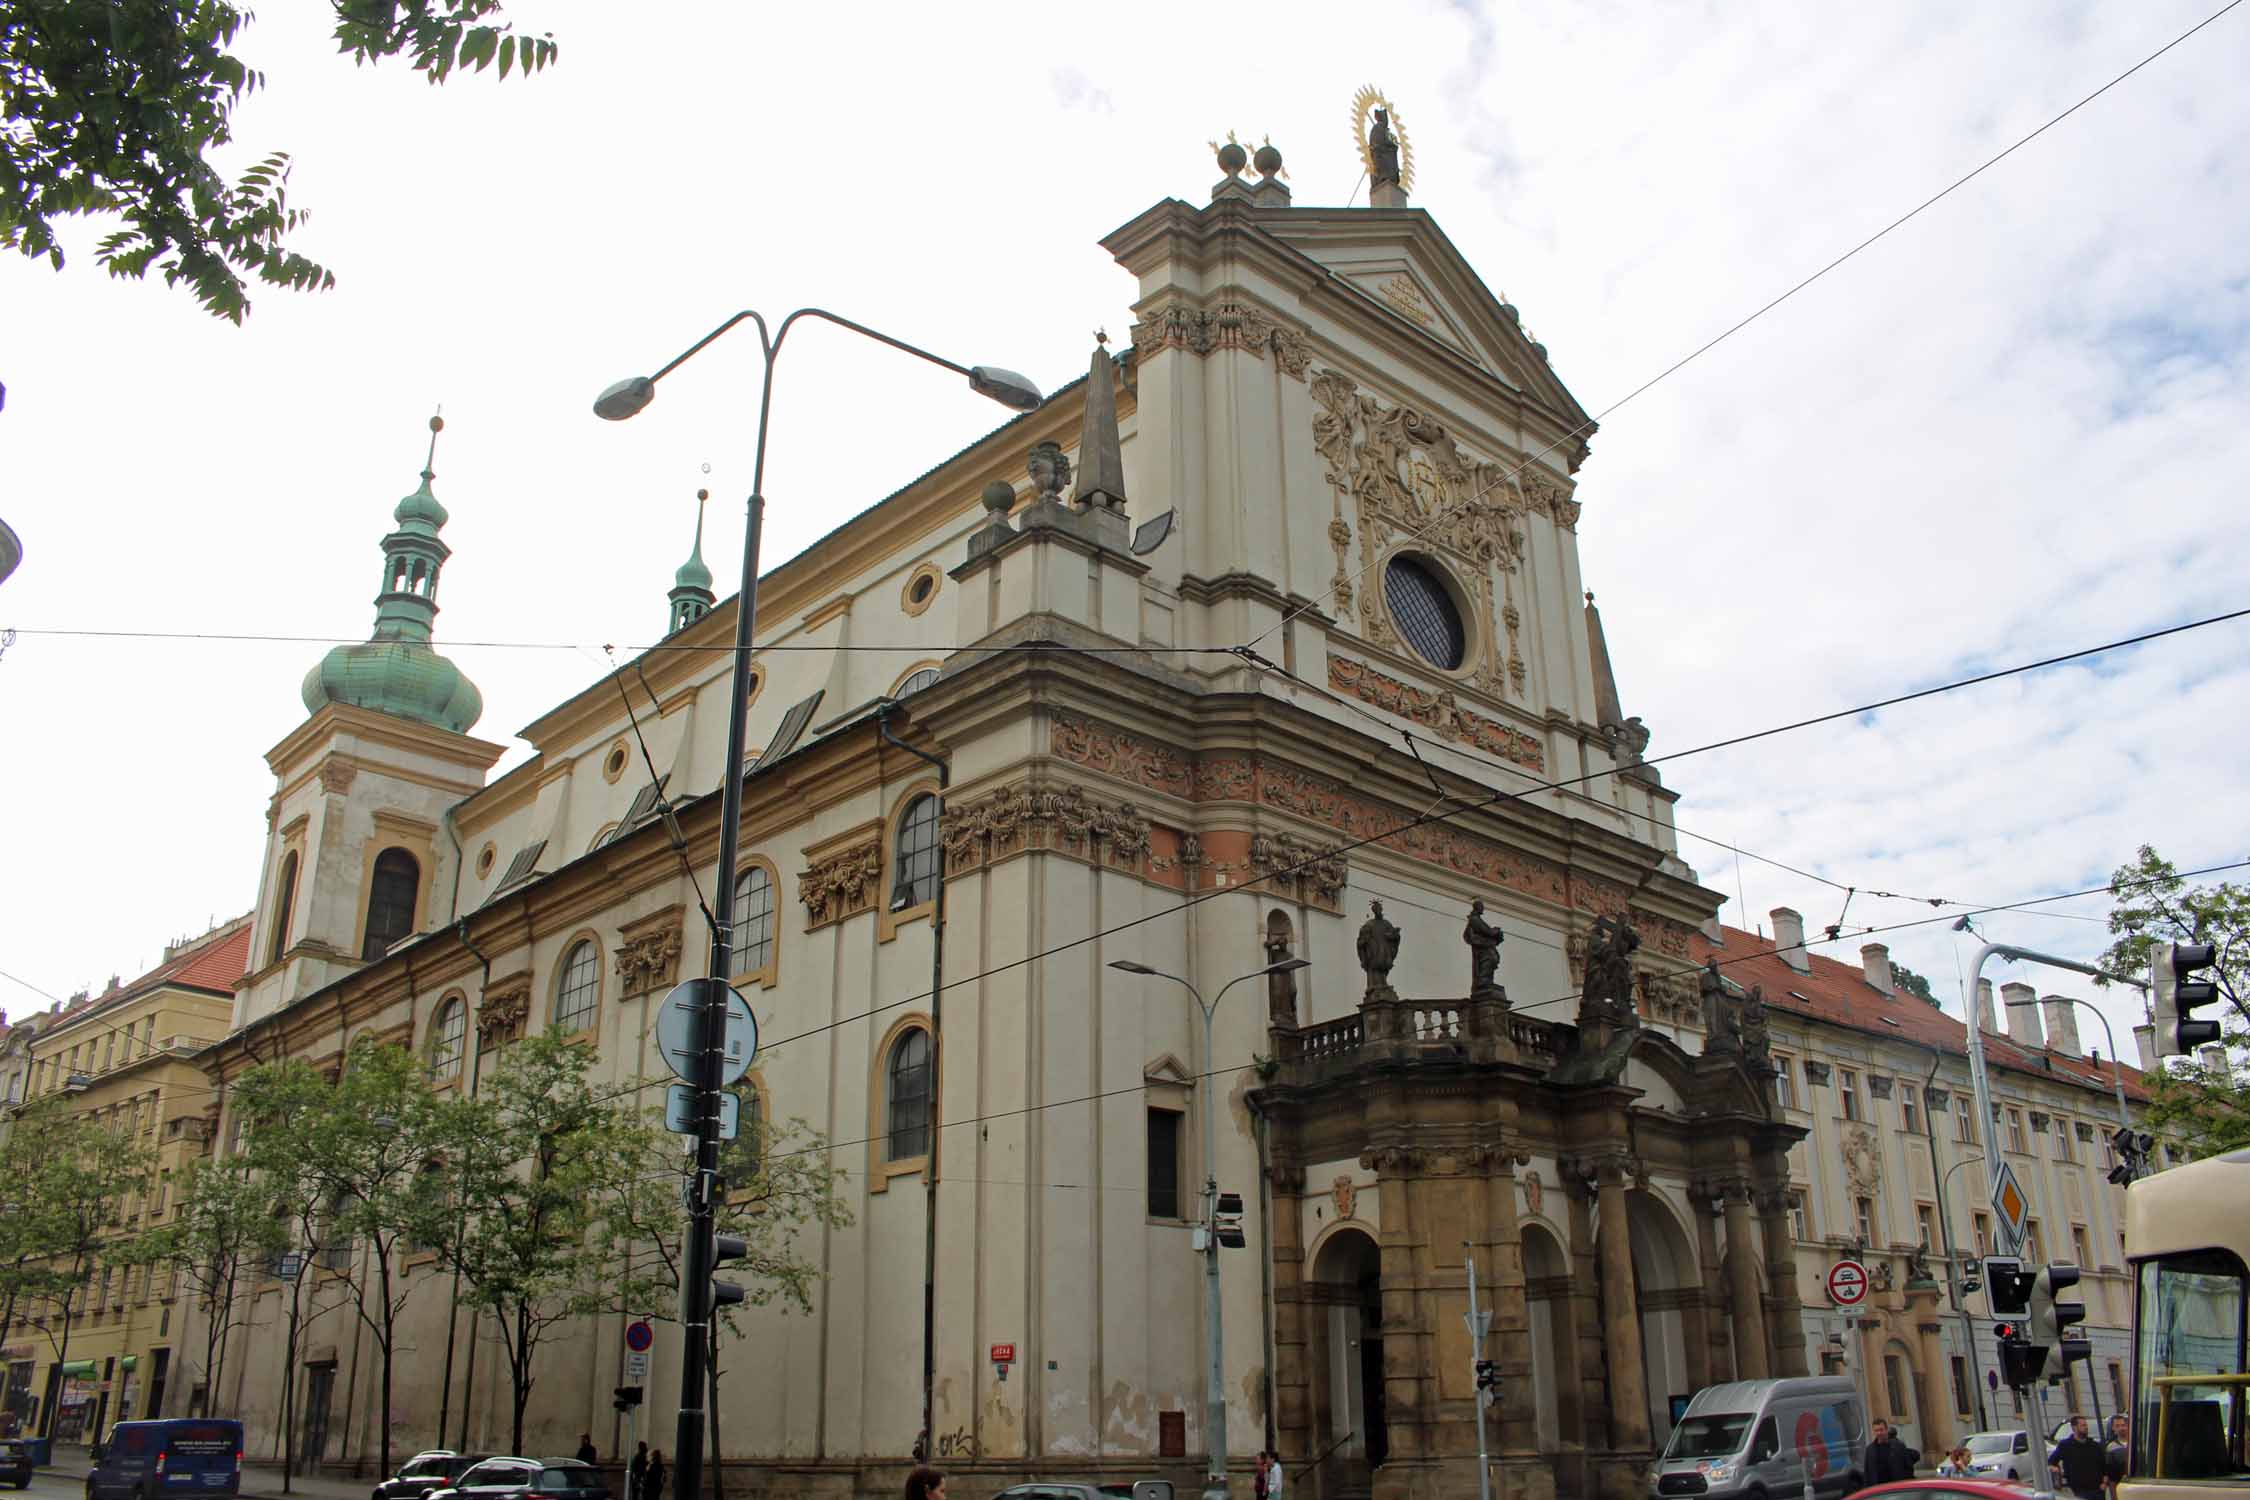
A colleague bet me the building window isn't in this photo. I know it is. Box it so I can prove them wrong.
[1902,1087,1920,1135]
[886,1027,933,1162]
[1789,1190,1811,1241]
[1951,1355,1972,1416]
[1839,1068,1861,1122]
[1974,1212,1993,1256]
[2056,1118,2075,1161]
[2006,1108,2027,1154]
[2108,1361,2126,1416]
[1957,1096,1979,1144]
[554,940,601,1035]
[733,866,775,978]
[893,664,941,698]
[891,794,940,911]
[1383,554,1467,670]
[363,848,421,960]
[1883,1353,1907,1416]
[1917,1204,1937,1250]
[2072,1224,2090,1268]
[1147,1108,1185,1219]
[1855,1196,1876,1245]
[1774,1055,1798,1110]
[320,1192,354,1271]
[2025,1219,2044,1264]
[429,997,465,1082]
[269,850,299,966]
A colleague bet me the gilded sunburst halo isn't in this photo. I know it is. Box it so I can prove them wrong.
[1350,84,1415,193]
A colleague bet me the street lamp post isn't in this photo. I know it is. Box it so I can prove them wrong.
[1110,956,1310,1500]
[595,312,1038,1500]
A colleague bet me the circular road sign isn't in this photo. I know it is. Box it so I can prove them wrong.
[654,978,758,1087]
[625,1318,654,1353]
[1827,1259,1869,1306]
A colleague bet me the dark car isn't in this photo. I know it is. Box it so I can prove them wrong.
[376,1453,495,1500]
[428,1458,610,1500]
[0,1438,32,1490]
[86,1420,243,1499]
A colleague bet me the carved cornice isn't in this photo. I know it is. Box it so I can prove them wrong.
[1329,656,1544,771]
[937,781,1154,879]
[318,758,359,794]
[1129,294,1312,379]
[614,907,684,998]
[1558,1151,1644,1193]
[798,842,881,930]
[1357,1145,1428,1177]
[1248,830,1348,913]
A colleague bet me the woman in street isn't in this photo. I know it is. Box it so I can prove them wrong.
[906,1467,947,1500]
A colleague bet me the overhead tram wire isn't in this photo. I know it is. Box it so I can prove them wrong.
[0,626,1243,657]
[759,855,2250,1170]
[1239,0,2250,659]
[748,605,2250,1059]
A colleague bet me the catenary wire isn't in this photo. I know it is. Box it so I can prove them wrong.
[1241,0,2248,658]
[750,605,2250,1059]
[0,626,1239,656]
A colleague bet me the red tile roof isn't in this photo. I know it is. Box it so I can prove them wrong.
[46,919,251,1036]
[1693,922,2148,1105]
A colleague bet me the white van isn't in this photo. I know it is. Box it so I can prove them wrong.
[1651,1377,1869,1500]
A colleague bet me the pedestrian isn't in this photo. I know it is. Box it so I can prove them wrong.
[577,1434,598,1466]
[645,1449,667,1500]
[1864,1419,1921,1484]
[1937,1446,1973,1477]
[2104,1414,2131,1497]
[629,1442,648,1500]
[1253,1451,1269,1500]
[905,1467,947,1500]
[1266,1451,1285,1500]
[2050,1415,2105,1500]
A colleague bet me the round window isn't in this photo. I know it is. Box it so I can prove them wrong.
[909,574,935,604]
[1383,554,1467,669]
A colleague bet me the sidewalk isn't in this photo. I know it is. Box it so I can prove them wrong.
[37,1461,372,1500]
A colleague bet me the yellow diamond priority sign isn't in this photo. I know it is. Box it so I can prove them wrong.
[1991,1158,2031,1252]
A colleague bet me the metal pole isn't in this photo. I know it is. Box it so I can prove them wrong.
[1199,985,1227,1500]
[1465,1252,1493,1500]
[1939,1154,1992,1430]
[1919,1048,1988,1431]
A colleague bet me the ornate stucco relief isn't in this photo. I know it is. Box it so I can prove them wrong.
[614,905,684,997]
[938,781,1154,880]
[1129,295,1312,378]
[1328,655,1545,771]
[798,843,881,930]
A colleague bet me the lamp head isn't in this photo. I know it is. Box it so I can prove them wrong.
[593,375,657,422]
[1107,960,1159,976]
[1263,957,1311,976]
[968,366,1043,412]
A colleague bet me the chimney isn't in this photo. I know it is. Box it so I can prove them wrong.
[1860,943,1895,996]
[1977,979,2000,1035]
[1771,907,1811,974]
[2133,1024,2157,1072]
[2041,994,2083,1057]
[2200,1044,2230,1074]
[2002,981,2042,1047]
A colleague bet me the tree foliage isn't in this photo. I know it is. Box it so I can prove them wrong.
[1891,960,1941,1007]
[0,0,557,321]
[2099,845,2250,1161]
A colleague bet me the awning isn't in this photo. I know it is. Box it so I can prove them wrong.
[119,1357,137,1372]
[59,1360,97,1378]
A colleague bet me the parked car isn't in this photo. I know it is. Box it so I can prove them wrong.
[86,1419,244,1499]
[427,1457,610,1500]
[376,1453,496,1500]
[1845,1482,2033,1500]
[1651,1377,1869,1500]
[992,1483,1173,1500]
[0,1438,32,1490]
[1959,1430,2034,1482]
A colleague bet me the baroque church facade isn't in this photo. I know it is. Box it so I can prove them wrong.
[186,140,1812,1500]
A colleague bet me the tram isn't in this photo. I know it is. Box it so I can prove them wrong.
[2122,1146,2249,1499]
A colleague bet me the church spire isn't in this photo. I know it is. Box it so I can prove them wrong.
[667,487,717,634]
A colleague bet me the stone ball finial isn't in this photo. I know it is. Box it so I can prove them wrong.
[1216,140,1248,176]
[1253,142,1282,177]
[697,487,709,502]
[429,414,445,435]
[981,479,1015,517]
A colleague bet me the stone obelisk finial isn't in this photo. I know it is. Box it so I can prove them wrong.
[1070,333,1127,517]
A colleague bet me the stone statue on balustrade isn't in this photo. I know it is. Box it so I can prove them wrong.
[1577,914,1641,1030]
[1357,900,1400,1001]
[1464,898,1505,999]
[1700,959,1742,1055]
[1738,982,1773,1069]
[1264,917,1299,1031]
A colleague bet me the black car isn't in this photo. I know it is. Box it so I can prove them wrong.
[428,1457,610,1500]
[0,1438,32,1490]
[376,1453,495,1500]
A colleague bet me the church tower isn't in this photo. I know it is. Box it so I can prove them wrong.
[666,487,716,634]
[236,417,504,1028]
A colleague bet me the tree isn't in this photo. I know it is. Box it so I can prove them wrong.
[1,0,557,322]
[2099,845,2250,1161]
[128,1152,287,1418]
[1891,961,1941,1007]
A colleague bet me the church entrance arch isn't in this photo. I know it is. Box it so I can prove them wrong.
[1625,1189,1700,1451]
[1522,1220,1574,1454]
[1308,1226,1387,1484]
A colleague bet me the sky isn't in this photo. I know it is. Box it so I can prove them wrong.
[3,0,2246,1062]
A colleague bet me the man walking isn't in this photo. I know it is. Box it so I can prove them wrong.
[2051,1415,2106,1500]
[1865,1419,1921,1484]
[2104,1414,2130,1497]
[629,1442,648,1500]
[1265,1451,1285,1500]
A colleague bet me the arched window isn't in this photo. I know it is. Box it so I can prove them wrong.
[269,851,300,966]
[891,794,940,911]
[733,866,775,977]
[429,997,466,1082]
[893,665,941,697]
[554,939,601,1035]
[362,848,421,960]
[886,1027,932,1162]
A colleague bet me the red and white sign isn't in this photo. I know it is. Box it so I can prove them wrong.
[1827,1259,1869,1306]
[989,1343,1017,1365]
[625,1319,655,1353]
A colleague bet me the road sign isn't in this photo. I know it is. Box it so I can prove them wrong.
[625,1318,654,1353]
[990,1343,1016,1364]
[1990,1159,2031,1252]
[1463,1308,1493,1340]
[625,1351,649,1381]
[664,1083,741,1140]
[1827,1259,1869,1306]
[654,978,758,1086]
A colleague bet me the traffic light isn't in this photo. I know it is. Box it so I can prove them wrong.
[1985,1256,2035,1315]
[1997,1329,2048,1388]
[1213,1192,1247,1250]
[2031,1264,2091,1371]
[710,1232,748,1310]
[613,1386,644,1413]
[1475,1359,1501,1393]
[2153,942,2221,1057]
[2108,1127,2155,1186]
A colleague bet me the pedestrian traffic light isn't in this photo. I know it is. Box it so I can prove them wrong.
[1213,1192,1247,1250]
[2031,1264,2091,1370]
[614,1386,643,1412]
[711,1232,748,1310]
[2153,942,2221,1056]
[1475,1359,1501,1392]
[1985,1256,2035,1315]
[2108,1126,2155,1187]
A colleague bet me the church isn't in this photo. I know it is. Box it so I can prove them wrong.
[186,117,1809,1500]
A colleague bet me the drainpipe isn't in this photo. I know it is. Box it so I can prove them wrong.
[1920,1046,1987,1431]
[877,704,947,1460]
[1249,1096,1278,1454]
[442,795,471,924]
[440,918,492,1449]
